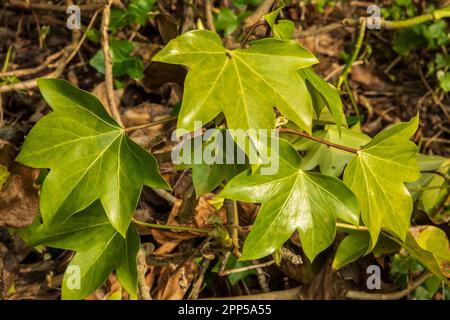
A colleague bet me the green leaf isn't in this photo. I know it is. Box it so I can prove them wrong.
[437,71,450,92]
[221,139,359,261]
[128,0,156,25]
[90,39,144,79]
[343,115,420,247]
[333,233,369,270]
[152,30,318,134]
[264,2,295,40]
[405,227,450,283]
[298,68,346,130]
[16,78,169,236]
[415,226,450,277]
[408,154,449,216]
[177,129,248,196]
[292,124,370,177]
[214,8,239,36]
[0,164,8,189]
[27,202,140,300]
[264,1,346,130]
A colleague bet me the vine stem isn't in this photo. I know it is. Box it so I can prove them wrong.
[278,128,359,154]
[132,218,211,234]
[124,115,178,133]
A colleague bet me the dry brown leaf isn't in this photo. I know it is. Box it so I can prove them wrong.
[0,143,39,228]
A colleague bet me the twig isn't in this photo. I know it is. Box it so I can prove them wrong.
[345,271,433,300]
[278,128,359,154]
[9,0,103,12]
[137,247,151,300]
[100,0,123,126]
[152,188,178,205]
[202,286,302,300]
[132,218,211,234]
[124,115,177,133]
[243,0,275,28]
[204,0,215,32]
[0,48,65,78]
[253,260,270,292]
[219,260,275,276]
[294,6,450,38]
[0,9,100,94]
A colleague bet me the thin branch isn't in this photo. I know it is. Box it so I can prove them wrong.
[101,0,123,126]
[242,0,275,28]
[294,6,450,38]
[0,9,100,94]
[132,218,211,234]
[9,0,103,12]
[124,115,177,133]
[278,128,359,154]
[345,271,433,300]
[202,286,302,300]
[204,0,216,32]
[219,260,275,276]
[137,247,151,300]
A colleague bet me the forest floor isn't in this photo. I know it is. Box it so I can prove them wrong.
[0,0,449,300]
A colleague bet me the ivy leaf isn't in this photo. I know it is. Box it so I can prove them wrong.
[90,39,144,79]
[152,30,318,134]
[221,139,359,261]
[292,124,371,177]
[333,232,399,270]
[343,115,420,247]
[298,68,346,130]
[128,0,156,25]
[333,232,369,270]
[16,78,169,236]
[264,2,345,129]
[414,226,450,277]
[26,202,140,300]
[406,227,450,283]
[264,1,295,40]
[176,129,248,196]
[408,154,449,217]
[214,8,240,36]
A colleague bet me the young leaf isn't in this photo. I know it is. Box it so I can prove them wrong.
[333,233,369,270]
[292,124,371,177]
[16,78,169,236]
[264,1,295,40]
[221,139,359,261]
[26,202,140,300]
[152,30,318,134]
[343,115,420,247]
[90,39,144,79]
[176,130,248,196]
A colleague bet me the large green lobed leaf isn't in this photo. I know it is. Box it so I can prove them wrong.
[16,78,169,236]
[26,202,140,300]
[152,30,318,134]
[344,115,421,248]
[221,139,359,261]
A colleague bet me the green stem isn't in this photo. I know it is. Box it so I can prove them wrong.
[337,18,366,90]
[382,7,450,29]
[132,218,211,234]
[344,78,362,124]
